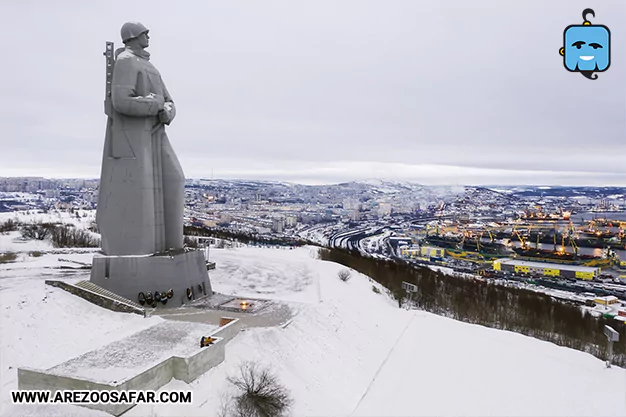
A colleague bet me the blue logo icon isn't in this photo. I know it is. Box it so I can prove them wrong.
[559,9,611,80]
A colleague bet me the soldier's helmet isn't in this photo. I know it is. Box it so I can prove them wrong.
[121,22,149,43]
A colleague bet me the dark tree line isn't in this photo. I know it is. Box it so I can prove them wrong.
[50,224,100,248]
[2,219,99,248]
[0,219,19,233]
[184,225,314,248]
[318,247,626,367]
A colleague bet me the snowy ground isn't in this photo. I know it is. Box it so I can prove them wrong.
[1,244,626,416]
[129,247,626,417]
[352,314,625,416]
[206,246,321,304]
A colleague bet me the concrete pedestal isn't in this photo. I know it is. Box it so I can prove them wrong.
[90,250,212,308]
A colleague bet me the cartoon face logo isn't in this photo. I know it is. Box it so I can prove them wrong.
[559,9,611,80]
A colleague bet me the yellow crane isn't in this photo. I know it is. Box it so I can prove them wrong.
[552,224,559,252]
[485,228,495,243]
[535,232,541,249]
[570,235,579,255]
[514,230,528,249]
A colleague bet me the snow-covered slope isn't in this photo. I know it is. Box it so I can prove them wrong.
[133,247,625,417]
[2,246,625,417]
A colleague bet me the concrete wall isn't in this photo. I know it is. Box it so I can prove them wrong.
[90,249,212,308]
[45,280,144,316]
[174,339,226,383]
[120,356,178,391]
[18,336,227,416]
[17,319,241,416]
[211,317,243,343]
[18,367,132,416]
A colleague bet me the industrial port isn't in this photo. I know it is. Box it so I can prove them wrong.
[401,213,625,271]
[381,210,626,318]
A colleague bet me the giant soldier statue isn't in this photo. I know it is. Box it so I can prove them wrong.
[91,22,212,307]
[97,22,183,256]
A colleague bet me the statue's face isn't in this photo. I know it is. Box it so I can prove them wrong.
[137,32,150,48]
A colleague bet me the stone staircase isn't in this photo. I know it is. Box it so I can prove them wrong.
[46,280,146,316]
[75,280,145,309]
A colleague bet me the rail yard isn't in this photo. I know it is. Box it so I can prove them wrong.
[327,210,626,319]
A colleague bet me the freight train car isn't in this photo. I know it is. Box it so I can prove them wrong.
[493,258,600,281]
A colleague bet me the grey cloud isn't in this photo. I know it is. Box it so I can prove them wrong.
[0,0,624,185]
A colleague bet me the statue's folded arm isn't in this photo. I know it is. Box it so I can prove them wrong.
[112,59,164,117]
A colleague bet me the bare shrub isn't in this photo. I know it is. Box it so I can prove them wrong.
[221,361,293,417]
[184,235,199,248]
[0,252,18,263]
[29,251,44,258]
[338,269,351,282]
[51,225,100,248]
[0,219,19,233]
[317,247,330,260]
[20,222,56,240]
[217,394,233,417]
[87,221,99,234]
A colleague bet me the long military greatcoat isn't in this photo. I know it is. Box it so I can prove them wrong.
[96,46,184,256]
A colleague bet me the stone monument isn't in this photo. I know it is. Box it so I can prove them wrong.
[90,22,212,307]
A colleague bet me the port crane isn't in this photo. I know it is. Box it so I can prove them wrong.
[565,222,579,255]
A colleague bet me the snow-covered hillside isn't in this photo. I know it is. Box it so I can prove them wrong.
[136,247,626,417]
[1,245,625,416]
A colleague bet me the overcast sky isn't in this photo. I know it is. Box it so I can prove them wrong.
[1,0,624,185]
